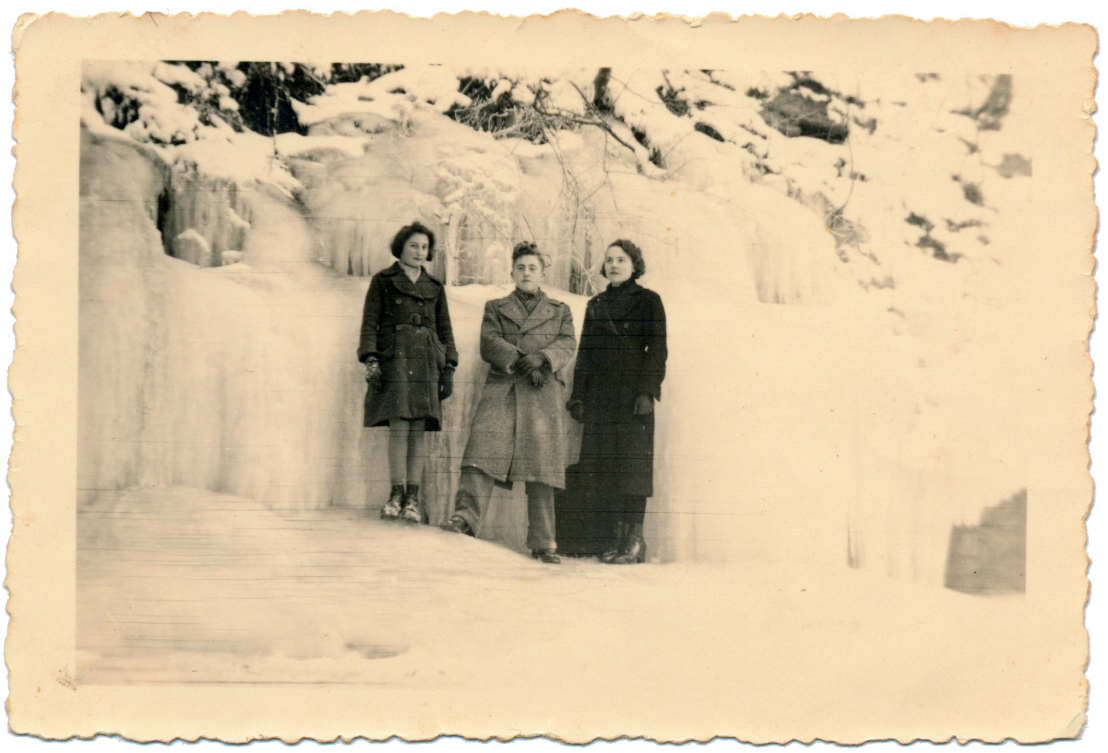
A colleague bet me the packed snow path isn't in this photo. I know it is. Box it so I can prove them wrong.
[77,487,1068,741]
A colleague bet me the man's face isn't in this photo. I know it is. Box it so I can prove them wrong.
[511,254,545,294]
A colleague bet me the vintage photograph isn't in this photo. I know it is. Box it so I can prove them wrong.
[8,11,1095,744]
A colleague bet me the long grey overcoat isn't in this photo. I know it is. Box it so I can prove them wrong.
[462,289,576,490]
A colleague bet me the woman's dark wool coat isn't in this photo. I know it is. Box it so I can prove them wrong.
[358,262,458,430]
[570,279,667,497]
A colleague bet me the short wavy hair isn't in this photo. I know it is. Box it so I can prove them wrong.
[511,240,547,269]
[600,239,646,279]
[391,221,436,261]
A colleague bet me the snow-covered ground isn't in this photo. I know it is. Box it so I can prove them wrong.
[78,486,1070,742]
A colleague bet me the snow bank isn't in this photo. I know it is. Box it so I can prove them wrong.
[293,64,471,133]
[83,61,204,145]
[170,131,300,196]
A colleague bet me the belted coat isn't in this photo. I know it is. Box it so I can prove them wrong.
[462,289,576,490]
[358,262,458,430]
[570,279,667,497]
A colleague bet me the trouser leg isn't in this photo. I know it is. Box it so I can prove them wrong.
[525,482,557,552]
[453,466,495,532]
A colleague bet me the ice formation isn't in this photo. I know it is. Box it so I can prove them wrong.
[79,63,1041,586]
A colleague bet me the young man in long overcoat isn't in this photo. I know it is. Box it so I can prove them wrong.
[440,242,576,563]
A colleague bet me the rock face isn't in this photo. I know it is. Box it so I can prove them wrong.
[759,78,850,144]
[944,489,1027,594]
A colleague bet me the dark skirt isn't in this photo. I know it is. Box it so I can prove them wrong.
[555,462,650,556]
[364,324,447,431]
[576,411,655,498]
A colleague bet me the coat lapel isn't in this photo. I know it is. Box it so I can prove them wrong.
[497,290,558,333]
[385,264,438,300]
[496,294,530,329]
[519,291,558,334]
[594,293,621,336]
[595,281,641,335]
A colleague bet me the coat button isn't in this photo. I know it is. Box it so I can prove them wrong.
[418,300,424,307]
[395,298,402,305]
[623,323,629,328]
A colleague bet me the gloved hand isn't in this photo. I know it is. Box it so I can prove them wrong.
[513,352,547,377]
[633,393,654,415]
[439,366,455,400]
[364,357,383,393]
[567,400,585,422]
[529,366,550,388]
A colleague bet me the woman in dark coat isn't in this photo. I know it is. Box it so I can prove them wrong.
[358,222,458,524]
[568,239,667,563]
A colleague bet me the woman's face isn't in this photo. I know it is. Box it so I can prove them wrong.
[399,233,430,268]
[604,246,634,285]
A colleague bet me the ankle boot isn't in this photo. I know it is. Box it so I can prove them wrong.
[400,484,423,524]
[381,485,405,519]
[613,522,646,564]
[600,519,628,563]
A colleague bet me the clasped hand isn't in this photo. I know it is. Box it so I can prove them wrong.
[513,353,550,388]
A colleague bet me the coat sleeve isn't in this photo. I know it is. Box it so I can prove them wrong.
[638,291,668,401]
[479,301,524,372]
[569,303,596,405]
[436,287,459,368]
[538,303,577,376]
[357,274,384,363]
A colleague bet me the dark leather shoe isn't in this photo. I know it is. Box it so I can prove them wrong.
[531,549,561,564]
[613,523,646,564]
[439,516,474,536]
[600,521,628,563]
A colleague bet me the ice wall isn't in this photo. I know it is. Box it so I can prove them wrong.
[79,127,581,520]
[291,111,841,305]
[79,93,1033,585]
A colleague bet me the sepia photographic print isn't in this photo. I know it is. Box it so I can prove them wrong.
[6,8,1099,746]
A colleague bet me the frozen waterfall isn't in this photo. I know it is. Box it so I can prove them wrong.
[78,110,1028,587]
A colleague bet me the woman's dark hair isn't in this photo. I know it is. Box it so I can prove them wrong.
[511,240,547,269]
[601,239,646,279]
[391,221,436,261]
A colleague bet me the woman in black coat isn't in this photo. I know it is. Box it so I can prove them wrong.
[568,240,667,563]
[358,222,458,524]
